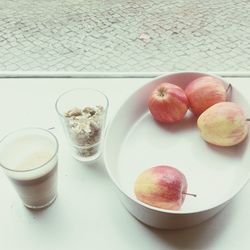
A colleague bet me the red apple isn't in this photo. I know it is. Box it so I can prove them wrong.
[148,83,189,123]
[134,165,195,210]
[185,76,228,116]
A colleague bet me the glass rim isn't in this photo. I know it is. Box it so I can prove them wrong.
[0,127,59,173]
[55,87,109,118]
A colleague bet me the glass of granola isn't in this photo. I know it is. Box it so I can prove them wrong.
[55,88,109,162]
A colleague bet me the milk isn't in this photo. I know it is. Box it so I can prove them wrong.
[0,129,58,209]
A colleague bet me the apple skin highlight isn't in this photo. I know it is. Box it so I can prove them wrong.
[185,76,227,116]
[197,102,249,146]
[148,83,189,123]
[134,165,188,210]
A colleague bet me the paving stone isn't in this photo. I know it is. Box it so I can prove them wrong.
[0,0,250,72]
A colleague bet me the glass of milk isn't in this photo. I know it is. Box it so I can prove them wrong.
[0,128,59,209]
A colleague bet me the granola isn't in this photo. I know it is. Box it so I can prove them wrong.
[64,105,105,157]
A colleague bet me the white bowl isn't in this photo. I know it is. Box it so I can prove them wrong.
[104,72,250,229]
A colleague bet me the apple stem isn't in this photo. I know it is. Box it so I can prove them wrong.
[226,83,232,94]
[182,192,197,197]
[48,127,55,130]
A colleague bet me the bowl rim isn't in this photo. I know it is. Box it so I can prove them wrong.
[103,71,250,215]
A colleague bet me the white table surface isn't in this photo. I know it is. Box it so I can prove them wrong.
[0,77,250,250]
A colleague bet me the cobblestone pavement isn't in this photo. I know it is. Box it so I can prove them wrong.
[0,0,250,72]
